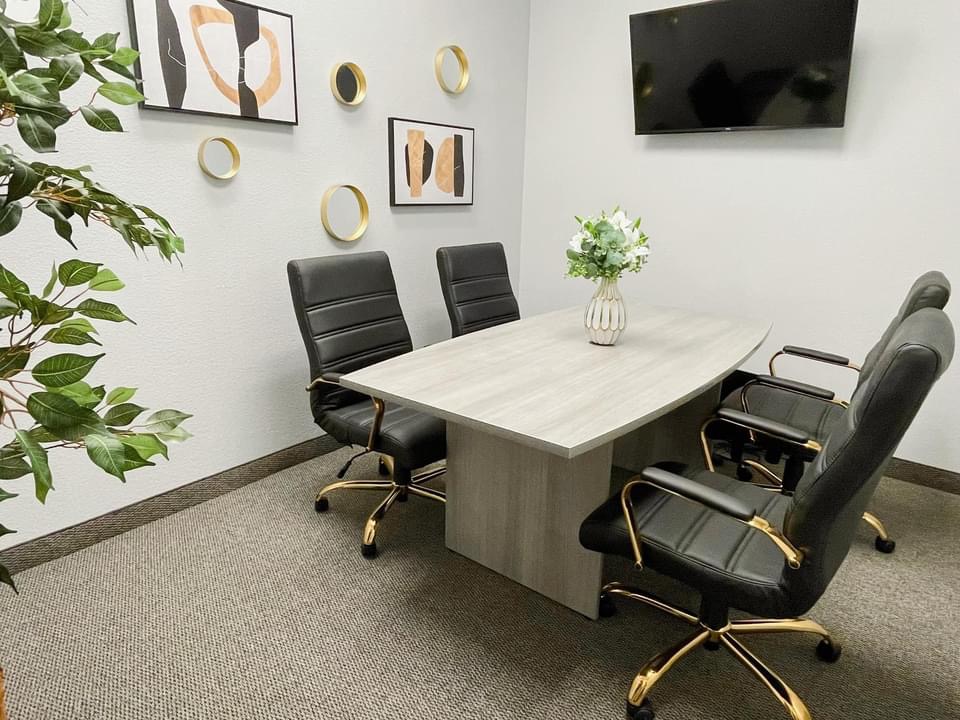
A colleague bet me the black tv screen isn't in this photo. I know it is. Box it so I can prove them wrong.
[630,0,858,134]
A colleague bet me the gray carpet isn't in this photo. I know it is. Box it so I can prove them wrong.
[1,447,958,720]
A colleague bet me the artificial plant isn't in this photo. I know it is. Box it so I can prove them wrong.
[0,0,190,592]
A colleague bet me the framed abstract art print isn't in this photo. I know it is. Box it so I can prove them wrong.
[127,0,298,124]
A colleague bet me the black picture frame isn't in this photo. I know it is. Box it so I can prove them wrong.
[126,0,299,126]
[388,117,475,207]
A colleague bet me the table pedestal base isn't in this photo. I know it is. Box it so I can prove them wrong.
[445,423,613,619]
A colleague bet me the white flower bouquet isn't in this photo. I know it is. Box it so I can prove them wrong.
[565,208,650,280]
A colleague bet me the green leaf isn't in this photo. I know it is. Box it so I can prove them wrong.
[60,318,97,334]
[57,29,90,53]
[17,112,57,152]
[58,259,101,286]
[119,433,168,461]
[19,296,71,326]
[103,403,146,426]
[92,33,119,52]
[32,352,104,388]
[0,263,29,300]
[42,326,100,346]
[41,262,58,299]
[143,409,192,434]
[14,26,73,57]
[0,26,27,75]
[88,268,124,291]
[8,159,40,202]
[27,391,106,441]
[80,105,123,132]
[37,0,65,32]
[110,47,139,66]
[0,447,31,480]
[77,299,133,323]
[27,426,59,443]
[0,562,18,594]
[48,53,83,90]
[0,200,22,236]
[0,346,29,379]
[99,59,136,81]
[51,380,103,407]
[0,523,15,537]
[36,198,74,244]
[0,487,18,502]
[105,386,136,405]
[15,429,53,503]
[157,426,192,443]
[84,432,127,480]
[97,81,143,105]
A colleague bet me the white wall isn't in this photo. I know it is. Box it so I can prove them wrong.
[520,0,960,471]
[2,0,531,548]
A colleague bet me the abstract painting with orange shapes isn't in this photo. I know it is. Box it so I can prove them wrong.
[388,118,475,206]
[127,0,298,124]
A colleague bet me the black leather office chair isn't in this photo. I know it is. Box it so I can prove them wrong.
[716,271,951,552]
[287,252,446,558]
[581,308,953,720]
[436,242,520,337]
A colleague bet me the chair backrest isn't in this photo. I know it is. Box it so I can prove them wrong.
[436,242,520,337]
[782,308,954,612]
[859,271,950,382]
[287,252,413,421]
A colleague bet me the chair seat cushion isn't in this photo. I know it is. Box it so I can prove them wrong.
[320,401,446,471]
[580,468,797,617]
[721,383,845,442]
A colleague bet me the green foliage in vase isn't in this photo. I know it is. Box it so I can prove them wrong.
[565,208,651,280]
[0,0,190,593]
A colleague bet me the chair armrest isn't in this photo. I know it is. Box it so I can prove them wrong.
[769,346,861,377]
[304,373,385,451]
[640,467,757,521]
[620,468,804,571]
[751,375,835,401]
[716,408,813,446]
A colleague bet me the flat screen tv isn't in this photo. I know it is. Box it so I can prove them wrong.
[630,0,859,134]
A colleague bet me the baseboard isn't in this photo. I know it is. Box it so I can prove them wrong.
[888,457,960,496]
[0,435,342,577]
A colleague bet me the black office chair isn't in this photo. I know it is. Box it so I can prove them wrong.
[581,308,953,720]
[436,242,520,337]
[287,252,446,558]
[716,271,951,552]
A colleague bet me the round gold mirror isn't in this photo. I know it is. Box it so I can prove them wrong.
[321,185,369,242]
[197,137,240,180]
[435,45,469,94]
[331,62,367,106]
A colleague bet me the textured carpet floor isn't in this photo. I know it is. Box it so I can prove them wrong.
[1,447,958,720]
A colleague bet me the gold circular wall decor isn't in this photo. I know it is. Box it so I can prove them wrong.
[197,137,240,180]
[434,45,470,94]
[321,185,370,242]
[331,62,367,106]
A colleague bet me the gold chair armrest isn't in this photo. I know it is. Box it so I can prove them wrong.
[768,349,861,377]
[700,413,822,474]
[740,378,849,415]
[620,477,804,572]
[305,375,386,451]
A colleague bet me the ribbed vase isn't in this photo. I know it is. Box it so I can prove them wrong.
[584,277,626,346]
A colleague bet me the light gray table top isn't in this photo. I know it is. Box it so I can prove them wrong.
[341,306,771,458]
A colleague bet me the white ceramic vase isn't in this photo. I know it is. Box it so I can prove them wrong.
[584,277,626,346]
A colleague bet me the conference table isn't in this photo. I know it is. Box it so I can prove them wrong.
[341,305,770,619]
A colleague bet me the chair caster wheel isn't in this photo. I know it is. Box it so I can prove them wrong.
[315,497,329,513]
[815,639,842,663]
[704,640,721,652]
[736,464,754,481]
[626,699,655,720]
[599,594,617,618]
[875,537,896,554]
[397,490,409,503]
[378,459,390,476]
[361,542,378,558]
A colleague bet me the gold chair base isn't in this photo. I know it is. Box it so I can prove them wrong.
[316,454,446,555]
[603,582,839,720]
